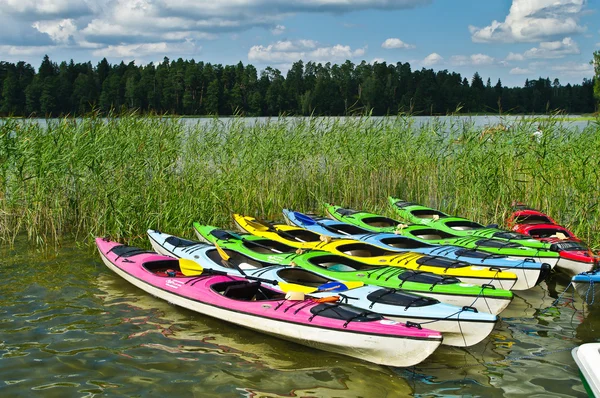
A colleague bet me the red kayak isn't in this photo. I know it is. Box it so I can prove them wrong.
[506,204,599,276]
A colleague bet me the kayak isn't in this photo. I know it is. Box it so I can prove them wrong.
[193,223,514,315]
[234,213,518,290]
[96,237,443,367]
[571,343,600,397]
[147,229,498,347]
[572,270,600,305]
[282,209,551,290]
[324,204,560,267]
[507,204,598,276]
[388,197,552,250]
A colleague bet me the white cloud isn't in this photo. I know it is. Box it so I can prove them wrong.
[470,0,587,43]
[92,40,200,60]
[523,37,580,58]
[423,52,443,66]
[510,67,531,74]
[550,61,593,75]
[271,24,285,35]
[0,44,55,56]
[381,38,415,49]
[371,57,386,64]
[32,18,77,44]
[504,37,580,62]
[248,39,366,63]
[311,44,366,58]
[506,52,525,61]
[1,0,90,17]
[451,53,495,66]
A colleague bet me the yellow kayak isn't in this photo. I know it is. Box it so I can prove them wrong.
[233,214,518,290]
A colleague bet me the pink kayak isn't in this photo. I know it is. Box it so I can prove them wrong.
[96,238,443,367]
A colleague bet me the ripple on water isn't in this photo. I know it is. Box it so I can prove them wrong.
[0,240,598,397]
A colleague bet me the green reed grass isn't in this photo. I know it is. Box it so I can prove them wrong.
[1,113,599,248]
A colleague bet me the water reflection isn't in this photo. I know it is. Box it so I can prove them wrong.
[1,240,598,397]
[94,273,414,397]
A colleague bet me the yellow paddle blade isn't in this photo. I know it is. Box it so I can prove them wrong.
[278,282,317,294]
[179,258,204,276]
[342,281,364,290]
[214,242,231,261]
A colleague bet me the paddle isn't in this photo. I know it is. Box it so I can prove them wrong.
[242,216,309,243]
[180,247,362,294]
[213,242,318,294]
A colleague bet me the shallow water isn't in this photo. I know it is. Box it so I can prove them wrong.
[1,238,597,397]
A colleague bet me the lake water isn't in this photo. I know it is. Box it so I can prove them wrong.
[4,115,596,133]
[1,237,597,397]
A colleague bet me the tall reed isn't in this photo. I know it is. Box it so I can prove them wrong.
[1,114,599,248]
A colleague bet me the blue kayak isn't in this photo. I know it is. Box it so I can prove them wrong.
[572,270,600,305]
[282,209,551,291]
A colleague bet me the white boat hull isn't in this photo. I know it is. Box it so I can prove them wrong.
[421,291,510,316]
[573,282,599,305]
[507,255,558,268]
[572,343,600,397]
[556,257,595,277]
[384,315,495,347]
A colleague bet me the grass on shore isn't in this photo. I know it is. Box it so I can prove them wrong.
[1,113,599,248]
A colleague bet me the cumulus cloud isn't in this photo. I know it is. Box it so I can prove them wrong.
[0,0,91,19]
[92,40,200,60]
[510,67,531,74]
[0,0,433,61]
[550,61,593,75]
[271,24,285,35]
[0,44,56,56]
[381,38,415,49]
[504,37,580,62]
[248,39,366,63]
[470,0,587,43]
[506,52,525,61]
[422,53,443,66]
[450,53,495,66]
[522,37,580,58]
[32,18,78,44]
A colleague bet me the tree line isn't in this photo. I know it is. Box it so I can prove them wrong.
[0,55,597,117]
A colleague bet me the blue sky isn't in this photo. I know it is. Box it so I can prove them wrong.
[0,0,598,87]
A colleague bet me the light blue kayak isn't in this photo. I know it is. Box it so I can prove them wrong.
[572,269,600,305]
[147,229,498,347]
[282,209,551,291]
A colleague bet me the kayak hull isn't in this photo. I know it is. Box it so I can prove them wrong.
[97,238,442,367]
[148,230,498,347]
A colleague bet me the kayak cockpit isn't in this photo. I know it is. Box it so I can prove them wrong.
[142,259,186,277]
[361,216,398,228]
[336,242,397,257]
[416,256,471,269]
[212,280,286,301]
[243,239,296,254]
[308,255,376,272]
[409,209,448,220]
[445,220,484,230]
[379,236,434,249]
[276,268,333,287]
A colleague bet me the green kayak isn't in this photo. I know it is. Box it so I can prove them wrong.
[388,197,552,250]
[324,204,560,267]
[193,223,513,315]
